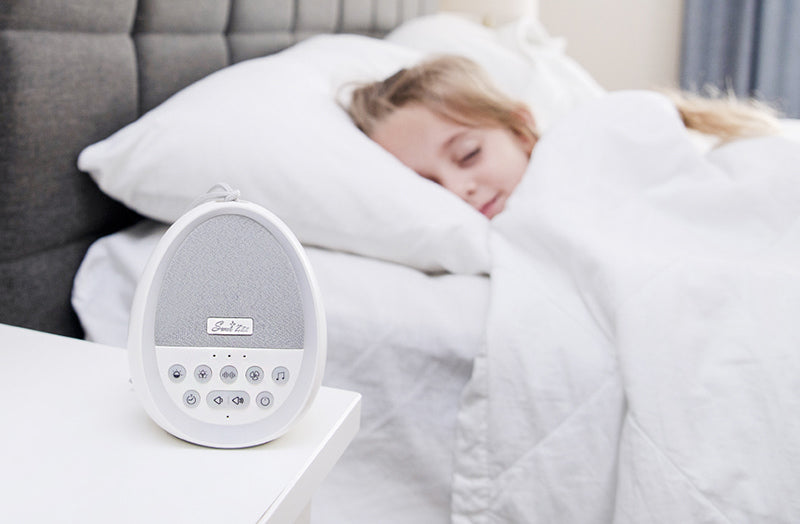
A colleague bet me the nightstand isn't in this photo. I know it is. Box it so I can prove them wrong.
[0,323,360,523]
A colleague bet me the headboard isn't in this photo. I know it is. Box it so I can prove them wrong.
[0,0,437,338]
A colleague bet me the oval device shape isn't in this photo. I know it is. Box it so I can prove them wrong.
[128,196,326,448]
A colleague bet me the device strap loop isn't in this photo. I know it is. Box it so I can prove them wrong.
[190,183,241,209]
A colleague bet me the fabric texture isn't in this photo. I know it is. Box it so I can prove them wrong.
[0,2,140,337]
[77,14,604,275]
[385,13,604,132]
[0,0,435,336]
[78,34,493,275]
[681,0,800,117]
[452,91,800,523]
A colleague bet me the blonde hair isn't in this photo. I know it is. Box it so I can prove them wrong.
[348,55,537,153]
[666,89,781,144]
[348,55,780,148]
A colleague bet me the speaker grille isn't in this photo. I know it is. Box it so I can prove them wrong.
[155,214,304,348]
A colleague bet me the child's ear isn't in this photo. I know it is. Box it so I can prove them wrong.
[516,106,536,129]
[513,105,537,153]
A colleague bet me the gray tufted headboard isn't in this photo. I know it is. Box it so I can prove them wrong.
[0,0,436,338]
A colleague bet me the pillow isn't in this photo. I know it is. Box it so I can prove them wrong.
[78,34,491,275]
[385,13,605,132]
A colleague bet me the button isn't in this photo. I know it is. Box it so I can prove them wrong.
[168,364,186,383]
[209,392,225,407]
[256,391,274,409]
[194,365,212,383]
[220,365,238,384]
[230,393,248,408]
[271,366,289,384]
[206,390,250,409]
[246,366,264,384]
[183,390,200,408]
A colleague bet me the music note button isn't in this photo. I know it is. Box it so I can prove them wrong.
[271,366,289,385]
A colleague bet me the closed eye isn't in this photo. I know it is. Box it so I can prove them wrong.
[459,147,481,166]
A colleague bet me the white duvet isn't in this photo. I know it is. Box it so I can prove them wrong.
[452,91,800,523]
[74,90,800,524]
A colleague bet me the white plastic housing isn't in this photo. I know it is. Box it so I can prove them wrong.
[128,199,326,448]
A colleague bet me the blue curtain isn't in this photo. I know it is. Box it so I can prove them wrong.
[681,0,800,117]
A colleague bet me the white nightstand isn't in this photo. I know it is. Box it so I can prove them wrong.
[0,323,360,523]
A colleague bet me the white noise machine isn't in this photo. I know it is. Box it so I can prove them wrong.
[128,185,326,448]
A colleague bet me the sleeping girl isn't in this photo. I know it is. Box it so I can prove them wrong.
[347,55,779,219]
[346,55,800,523]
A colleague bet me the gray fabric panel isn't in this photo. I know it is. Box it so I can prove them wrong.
[228,0,294,32]
[0,0,135,32]
[0,30,139,260]
[342,0,376,32]
[155,215,304,349]
[229,33,295,63]
[0,238,97,338]
[135,34,229,113]
[338,0,408,32]
[227,0,295,61]
[375,0,402,32]
[1,0,438,337]
[134,0,230,33]
[296,0,340,32]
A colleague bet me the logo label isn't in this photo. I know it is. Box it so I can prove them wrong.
[206,317,254,336]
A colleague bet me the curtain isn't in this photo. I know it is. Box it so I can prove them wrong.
[681,0,800,117]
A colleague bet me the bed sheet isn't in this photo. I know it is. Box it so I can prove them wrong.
[72,220,490,524]
[452,91,800,523]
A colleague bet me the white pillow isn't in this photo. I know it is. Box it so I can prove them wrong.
[78,34,491,275]
[386,13,605,132]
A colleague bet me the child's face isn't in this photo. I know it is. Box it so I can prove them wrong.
[371,104,532,219]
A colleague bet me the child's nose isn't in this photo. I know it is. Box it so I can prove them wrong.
[453,179,477,201]
[438,171,473,197]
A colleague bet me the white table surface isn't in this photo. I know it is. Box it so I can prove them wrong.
[0,324,360,523]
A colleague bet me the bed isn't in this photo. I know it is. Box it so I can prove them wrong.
[4,1,800,523]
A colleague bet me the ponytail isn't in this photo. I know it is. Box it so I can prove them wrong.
[666,90,781,144]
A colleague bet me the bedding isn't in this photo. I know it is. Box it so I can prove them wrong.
[74,91,800,523]
[71,14,609,522]
[77,33,491,275]
[76,14,604,275]
[70,10,800,524]
[385,13,605,132]
[452,91,800,523]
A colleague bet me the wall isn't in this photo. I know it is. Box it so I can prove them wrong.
[537,0,684,90]
[440,0,537,25]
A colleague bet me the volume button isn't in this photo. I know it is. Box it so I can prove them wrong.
[206,390,250,409]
